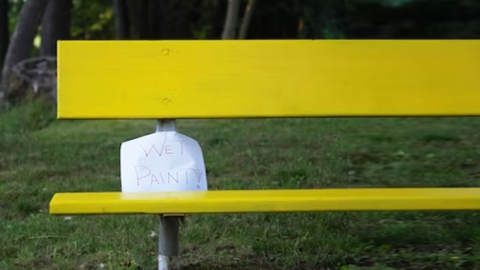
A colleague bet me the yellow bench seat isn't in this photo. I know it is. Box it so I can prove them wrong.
[49,188,480,215]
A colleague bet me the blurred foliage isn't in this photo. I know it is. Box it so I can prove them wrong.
[71,0,114,39]
[301,0,480,39]
[8,0,114,41]
[7,0,23,33]
[5,0,480,41]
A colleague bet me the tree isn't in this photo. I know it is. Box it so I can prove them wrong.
[220,0,257,40]
[125,0,149,39]
[238,0,257,39]
[113,0,129,39]
[122,0,196,40]
[0,0,49,94]
[40,0,73,57]
[0,0,9,71]
[221,0,241,39]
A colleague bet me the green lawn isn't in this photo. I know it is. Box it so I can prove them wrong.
[2,101,480,270]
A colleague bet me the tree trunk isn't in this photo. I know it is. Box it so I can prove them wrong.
[113,0,130,39]
[238,0,257,39]
[0,0,49,93]
[221,0,242,39]
[0,0,8,71]
[148,0,161,39]
[125,0,149,39]
[40,0,72,57]
[158,0,185,39]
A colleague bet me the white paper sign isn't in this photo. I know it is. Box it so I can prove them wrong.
[120,131,208,192]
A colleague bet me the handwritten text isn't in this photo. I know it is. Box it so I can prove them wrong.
[140,137,184,157]
[135,166,203,189]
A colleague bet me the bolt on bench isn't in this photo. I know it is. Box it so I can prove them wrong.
[50,40,480,269]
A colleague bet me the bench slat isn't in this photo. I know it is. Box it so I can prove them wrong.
[49,188,480,214]
[57,40,480,119]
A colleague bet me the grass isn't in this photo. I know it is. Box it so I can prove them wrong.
[2,101,480,269]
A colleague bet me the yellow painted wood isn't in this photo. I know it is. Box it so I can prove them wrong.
[57,40,480,119]
[49,188,480,215]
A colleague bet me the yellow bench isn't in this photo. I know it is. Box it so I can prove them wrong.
[51,188,480,214]
[50,40,480,269]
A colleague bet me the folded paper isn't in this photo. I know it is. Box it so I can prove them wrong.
[120,131,208,192]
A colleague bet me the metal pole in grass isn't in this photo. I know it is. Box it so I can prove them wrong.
[156,119,181,270]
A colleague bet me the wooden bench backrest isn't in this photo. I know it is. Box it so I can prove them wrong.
[57,40,480,119]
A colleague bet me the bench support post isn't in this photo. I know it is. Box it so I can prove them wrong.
[158,215,180,270]
[156,119,181,270]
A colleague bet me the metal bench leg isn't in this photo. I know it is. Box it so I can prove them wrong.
[156,119,181,270]
[158,215,180,270]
